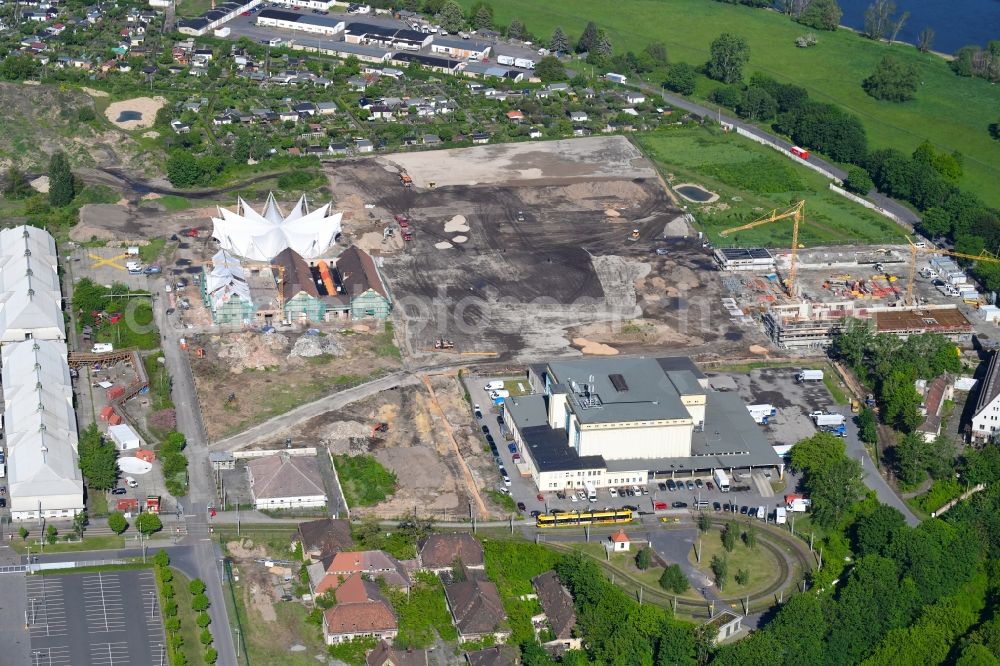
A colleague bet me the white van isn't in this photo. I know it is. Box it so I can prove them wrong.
[490,389,510,400]
[756,505,767,520]
[91,343,114,353]
[125,476,138,488]
[484,381,505,391]
[126,261,143,275]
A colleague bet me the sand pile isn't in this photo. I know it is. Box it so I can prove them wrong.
[444,215,469,233]
[104,96,166,130]
[435,241,453,250]
[452,235,468,243]
[216,331,289,372]
[288,334,343,358]
[605,209,621,217]
[572,337,619,355]
[749,345,769,355]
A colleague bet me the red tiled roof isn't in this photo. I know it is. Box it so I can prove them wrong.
[609,529,630,543]
[324,600,396,635]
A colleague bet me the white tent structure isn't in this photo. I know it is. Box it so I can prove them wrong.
[2,339,83,521]
[205,250,253,309]
[211,193,343,262]
[0,226,65,343]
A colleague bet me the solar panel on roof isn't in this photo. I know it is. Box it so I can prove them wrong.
[609,373,629,392]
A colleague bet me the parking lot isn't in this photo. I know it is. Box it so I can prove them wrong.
[26,569,165,666]
[465,374,801,521]
[66,246,151,291]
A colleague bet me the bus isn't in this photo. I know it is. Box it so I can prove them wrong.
[536,509,633,528]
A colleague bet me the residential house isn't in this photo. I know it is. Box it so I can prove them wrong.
[624,91,646,104]
[333,246,392,319]
[293,518,354,562]
[312,550,410,594]
[201,250,255,324]
[422,134,441,146]
[464,646,520,666]
[417,534,484,573]
[971,351,1000,442]
[316,101,338,115]
[271,248,326,322]
[547,82,570,94]
[329,143,349,156]
[444,574,510,643]
[366,640,428,666]
[569,111,588,122]
[916,375,952,442]
[471,132,490,144]
[170,120,191,134]
[505,110,524,123]
[246,452,327,510]
[369,104,395,121]
[531,571,580,654]
[322,574,397,645]
[294,101,317,116]
[528,128,543,139]
[355,138,374,153]
[705,610,743,644]
[278,109,299,122]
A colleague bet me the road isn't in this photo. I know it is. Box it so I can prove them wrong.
[152,295,240,666]
[632,80,921,228]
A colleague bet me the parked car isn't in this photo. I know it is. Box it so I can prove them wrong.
[111,488,127,495]
[695,478,704,489]
[530,510,541,518]
[516,502,526,511]
[657,482,667,491]
[671,501,688,509]
[0,498,5,508]
[666,479,676,491]
[481,426,489,434]
[609,487,618,497]
[685,480,694,490]
[507,443,517,453]
[713,502,722,512]
[536,493,545,502]
[512,453,521,462]
[622,504,639,511]
[654,501,667,510]
[502,476,511,487]
[740,505,749,515]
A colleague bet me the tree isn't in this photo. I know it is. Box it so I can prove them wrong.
[743,521,757,550]
[592,30,613,59]
[154,550,170,567]
[734,569,750,585]
[737,86,778,121]
[46,524,58,545]
[191,593,210,612]
[3,167,32,199]
[796,0,842,31]
[48,151,75,207]
[863,0,896,40]
[204,648,218,665]
[710,554,729,589]
[200,628,214,646]
[721,521,738,552]
[0,55,39,81]
[507,18,524,40]
[659,564,689,593]
[916,27,935,53]
[644,41,668,65]
[472,3,493,30]
[78,424,118,490]
[577,21,600,53]
[889,10,910,43]
[852,503,905,556]
[809,457,865,528]
[549,26,570,53]
[844,165,875,195]
[790,432,847,475]
[165,151,202,188]
[136,512,163,535]
[436,0,465,32]
[73,511,88,538]
[635,547,652,570]
[858,407,878,445]
[697,512,712,533]
[863,55,919,101]
[107,512,128,535]
[893,432,930,486]
[706,33,750,84]
[534,56,566,82]
[189,579,207,596]
[664,62,697,95]
[18,527,28,541]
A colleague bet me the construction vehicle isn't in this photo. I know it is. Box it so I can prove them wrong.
[434,338,455,349]
[629,228,640,241]
[400,173,412,187]
[905,236,1000,305]
[720,200,805,299]
[372,422,389,437]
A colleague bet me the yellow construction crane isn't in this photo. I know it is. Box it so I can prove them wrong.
[905,237,1000,305]
[720,200,805,299]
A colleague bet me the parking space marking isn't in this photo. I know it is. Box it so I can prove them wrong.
[29,645,73,666]
[83,573,126,633]
[90,641,130,666]
[26,577,67,638]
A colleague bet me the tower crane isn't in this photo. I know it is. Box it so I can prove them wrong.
[719,200,805,299]
[905,237,1000,306]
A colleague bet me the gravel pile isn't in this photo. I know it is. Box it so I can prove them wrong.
[288,334,343,358]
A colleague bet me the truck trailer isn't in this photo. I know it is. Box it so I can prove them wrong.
[811,411,846,427]
[797,369,824,382]
[713,469,730,493]
[513,57,535,69]
[746,404,777,425]
[495,54,516,66]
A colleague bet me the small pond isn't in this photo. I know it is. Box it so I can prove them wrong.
[675,184,716,203]
[116,110,143,122]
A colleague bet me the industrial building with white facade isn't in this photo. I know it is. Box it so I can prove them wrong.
[502,357,782,492]
[0,226,84,522]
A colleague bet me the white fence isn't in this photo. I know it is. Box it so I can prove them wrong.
[733,126,842,183]
[828,183,907,226]
[232,447,318,459]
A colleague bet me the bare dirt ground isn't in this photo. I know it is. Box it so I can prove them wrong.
[253,373,506,519]
[324,136,766,363]
[104,96,166,130]
[190,328,402,440]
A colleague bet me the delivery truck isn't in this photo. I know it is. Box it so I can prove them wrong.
[810,411,846,427]
[746,404,777,425]
[797,369,824,382]
[713,468,730,493]
[496,54,516,66]
[785,494,811,512]
[513,57,535,69]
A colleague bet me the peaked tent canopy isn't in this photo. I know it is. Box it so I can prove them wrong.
[211,193,343,261]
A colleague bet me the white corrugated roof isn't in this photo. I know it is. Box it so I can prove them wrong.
[0,225,65,343]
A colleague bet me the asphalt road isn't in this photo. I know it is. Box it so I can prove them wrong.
[153,289,240,666]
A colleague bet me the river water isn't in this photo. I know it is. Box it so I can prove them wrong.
[835,0,1000,53]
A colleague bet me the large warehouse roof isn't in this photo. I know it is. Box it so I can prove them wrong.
[211,193,343,262]
[0,225,65,342]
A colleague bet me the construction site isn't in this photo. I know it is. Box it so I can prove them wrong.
[712,201,990,350]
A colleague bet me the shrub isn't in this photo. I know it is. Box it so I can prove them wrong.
[659,564,690,593]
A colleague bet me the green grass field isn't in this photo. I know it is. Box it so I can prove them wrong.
[636,127,907,246]
[466,0,1000,207]
[689,524,782,595]
[331,454,397,506]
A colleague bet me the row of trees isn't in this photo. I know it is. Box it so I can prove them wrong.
[155,552,218,665]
